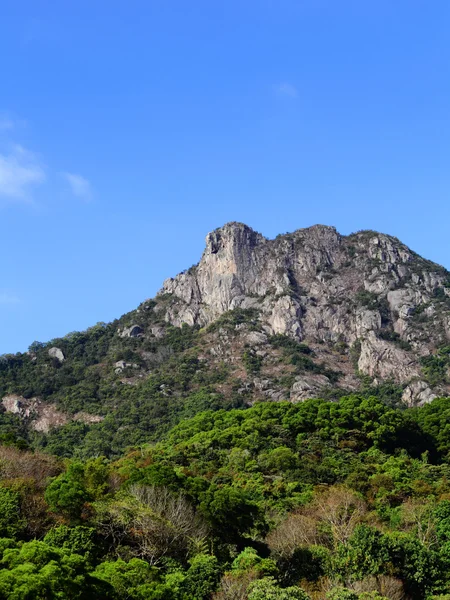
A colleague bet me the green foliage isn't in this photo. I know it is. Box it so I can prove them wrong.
[420,350,450,386]
[231,547,277,577]
[201,485,260,541]
[43,526,99,563]
[207,308,261,332]
[414,397,450,458]
[378,329,412,351]
[93,558,170,599]
[2,380,450,597]
[247,577,310,599]
[334,525,390,580]
[181,554,221,599]
[327,590,358,600]
[45,462,92,521]
[269,335,313,355]
[243,349,263,374]
[269,334,340,382]
[0,540,113,599]
[0,487,26,538]
[354,291,390,323]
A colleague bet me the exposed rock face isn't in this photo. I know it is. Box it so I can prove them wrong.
[118,325,144,338]
[48,347,65,362]
[402,381,437,407]
[5,222,448,416]
[2,395,103,432]
[157,222,450,403]
[2,394,39,417]
[1,395,68,433]
[73,412,104,424]
[357,333,420,380]
[290,375,332,402]
[114,360,139,374]
[33,405,68,433]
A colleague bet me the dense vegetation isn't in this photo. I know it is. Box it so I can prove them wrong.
[2,306,450,598]
[0,309,347,459]
[2,394,450,598]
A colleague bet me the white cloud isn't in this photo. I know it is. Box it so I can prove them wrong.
[0,291,20,305]
[274,82,299,98]
[0,145,46,200]
[63,172,92,201]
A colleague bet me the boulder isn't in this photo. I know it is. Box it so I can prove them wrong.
[48,347,65,362]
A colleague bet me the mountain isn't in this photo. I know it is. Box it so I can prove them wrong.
[1,222,450,457]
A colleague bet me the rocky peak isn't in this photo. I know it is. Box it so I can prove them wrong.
[157,222,450,403]
[204,221,264,257]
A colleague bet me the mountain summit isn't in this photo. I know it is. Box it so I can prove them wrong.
[2,222,450,454]
[159,222,450,403]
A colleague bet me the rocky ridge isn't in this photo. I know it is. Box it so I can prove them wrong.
[158,222,450,404]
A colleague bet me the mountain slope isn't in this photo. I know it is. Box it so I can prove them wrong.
[161,222,450,400]
[1,222,450,456]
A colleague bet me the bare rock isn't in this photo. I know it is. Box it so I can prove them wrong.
[73,412,104,424]
[48,347,65,362]
[245,331,268,346]
[118,325,144,338]
[2,395,68,433]
[402,381,437,407]
[290,375,331,402]
[150,325,165,338]
[2,394,38,417]
[33,405,68,433]
[267,296,302,338]
[358,332,420,381]
[114,360,139,374]
[355,308,381,337]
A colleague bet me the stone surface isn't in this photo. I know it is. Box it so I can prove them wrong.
[290,375,331,402]
[402,381,437,407]
[118,325,144,338]
[2,394,68,433]
[157,222,450,404]
[73,412,104,424]
[48,347,65,362]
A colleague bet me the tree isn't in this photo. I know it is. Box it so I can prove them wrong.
[93,558,170,599]
[44,525,99,563]
[0,487,26,538]
[314,486,367,547]
[182,554,221,599]
[247,577,310,600]
[200,485,260,542]
[0,540,113,599]
[266,513,319,558]
[96,485,208,564]
[45,462,91,521]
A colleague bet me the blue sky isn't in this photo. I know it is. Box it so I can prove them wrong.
[1,0,449,354]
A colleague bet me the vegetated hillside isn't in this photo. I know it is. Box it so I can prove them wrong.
[2,222,450,458]
[2,396,450,598]
[2,223,450,598]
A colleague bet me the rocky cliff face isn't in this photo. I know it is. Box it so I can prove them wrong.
[159,222,450,404]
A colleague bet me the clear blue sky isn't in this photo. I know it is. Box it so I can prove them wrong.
[1,0,449,354]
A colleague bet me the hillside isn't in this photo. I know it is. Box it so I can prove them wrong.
[1,222,450,457]
[2,223,450,598]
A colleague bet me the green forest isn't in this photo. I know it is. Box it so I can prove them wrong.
[2,394,450,598]
[2,314,450,598]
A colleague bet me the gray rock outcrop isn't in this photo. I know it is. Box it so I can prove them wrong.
[118,325,144,338]
[48,347,65,362]
[157,222,450,403]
